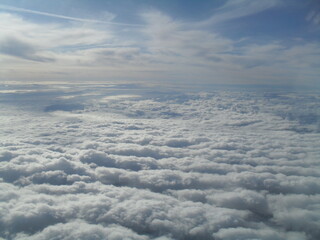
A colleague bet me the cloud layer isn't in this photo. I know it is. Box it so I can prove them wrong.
[0,83,319,239]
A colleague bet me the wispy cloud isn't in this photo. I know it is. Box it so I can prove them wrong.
[0,36,54,62]
[197,0,282,26]
[306,10,320,31]
[0,4,142,27]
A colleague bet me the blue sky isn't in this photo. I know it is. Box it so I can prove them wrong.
[0,0,319,88]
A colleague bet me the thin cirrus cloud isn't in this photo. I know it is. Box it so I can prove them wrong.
[196,0,282,26]
[0,4,142,27]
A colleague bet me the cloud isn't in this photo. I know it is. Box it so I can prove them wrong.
[15,221,154,240]
[0,84,319,239]
[0,36,53,62]
[306,10,320,30]
[213,227,307,240]
[138,8,319,86]
[0,4,142,27]
[0,13,113,62]
[198,0,282,26]
[141,10,233,59]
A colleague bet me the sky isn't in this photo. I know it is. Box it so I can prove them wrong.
[0,0,319,88]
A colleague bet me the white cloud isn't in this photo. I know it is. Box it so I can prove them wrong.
[15,221,153,240]
[213,227,307,240]
[0,13,113,60]
[0,84,319,239]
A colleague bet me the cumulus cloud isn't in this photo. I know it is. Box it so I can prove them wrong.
[0,84,320,239]
[14,221,158,240]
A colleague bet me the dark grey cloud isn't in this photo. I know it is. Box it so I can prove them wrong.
[0,84,319,240]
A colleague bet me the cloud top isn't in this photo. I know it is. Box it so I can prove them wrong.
[0,84,319,239]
